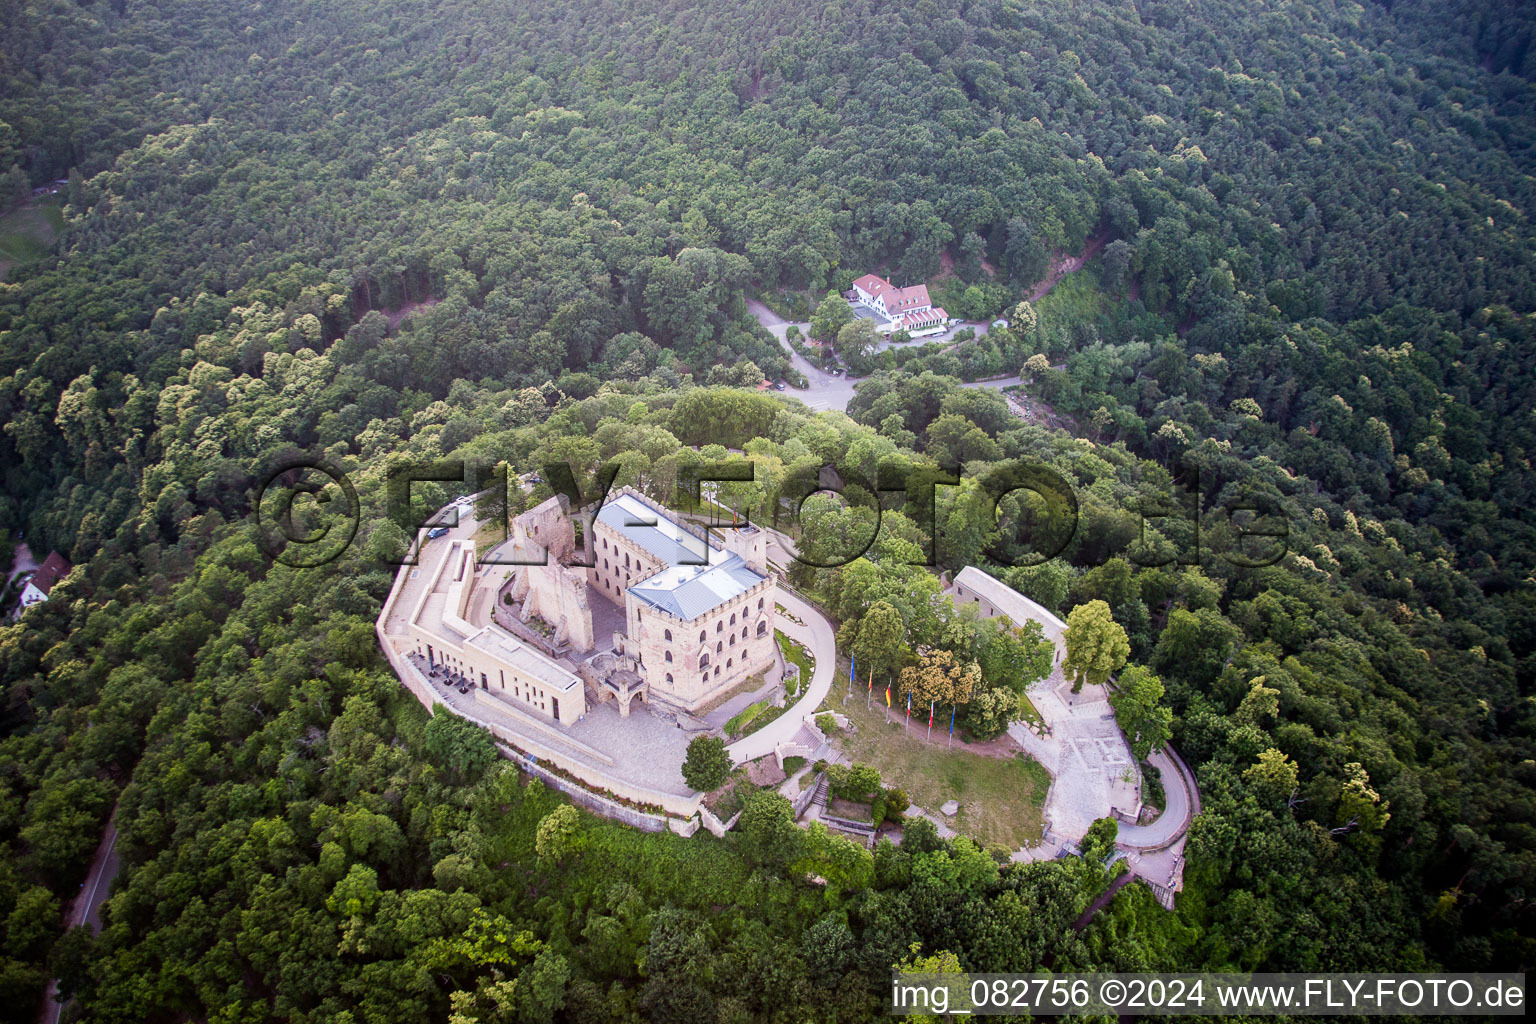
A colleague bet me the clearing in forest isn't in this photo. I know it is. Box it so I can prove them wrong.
[0,200,63,281]
[825,680,1050,850]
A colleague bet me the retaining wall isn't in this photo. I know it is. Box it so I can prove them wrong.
[499,744,676,833]
[378,534,705,824]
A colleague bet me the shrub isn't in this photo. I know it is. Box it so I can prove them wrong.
[725,700,769,737]
[682,735,732,791]
[782,756,807,776]
[1141,759,1166,810]
[883,787,910,817]
[847,763,881,797]
[534,805,583,865]
[815,712,837,734]
[825,763,850,794]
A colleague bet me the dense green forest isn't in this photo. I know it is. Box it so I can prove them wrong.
[2,0,1535,1020]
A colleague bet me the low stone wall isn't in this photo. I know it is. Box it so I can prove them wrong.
[821,812,876,837]
[698,805,743,837]
[498,744,677,833]
[789,771,824,817]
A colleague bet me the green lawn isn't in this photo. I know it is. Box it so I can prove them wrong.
[0,200,62,279]
[1017,692,1045,730]
[1033,263,1110,323]
[724,698,786,739]
[826,685,1050,849]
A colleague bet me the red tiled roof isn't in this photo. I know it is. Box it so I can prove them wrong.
[851,273,888,295]
[898,307,948,329]
[28,551,72,598]
[853,273,932,313]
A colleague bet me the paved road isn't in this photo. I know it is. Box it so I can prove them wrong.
[41,811,118,1024]
[7,542,38,588]
[748,300,1021,415]
[725,583,835,763]
[75,815,120,932]
[960,374,1022,392]
[746,300,859,413]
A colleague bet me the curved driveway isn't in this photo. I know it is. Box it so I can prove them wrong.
[747,300,858,413]
[1118,746,1198,849]
[725,584,835,763]
[748,299,1003,415]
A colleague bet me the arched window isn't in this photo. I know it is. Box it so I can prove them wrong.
[624,552,630,567]
[700,654,710,669]
[716,621,723,633]
[741,626,748,639]
[730,613,736,626]
[716,641,723,653]
[758,597,764,610]
[666,672,674,684]
[714,667,720,678]
[699,630,706,643]
[665,651,673,663]
[727,658,733,668]
[757,620,767,636]
[729,634,735,646]
[664,628,672,641]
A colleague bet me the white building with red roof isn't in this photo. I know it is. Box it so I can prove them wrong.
[14,551,71,616]
[850,273,950,335]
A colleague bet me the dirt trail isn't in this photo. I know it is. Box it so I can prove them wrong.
[1024,232,1109,303]
[383,297,440,330]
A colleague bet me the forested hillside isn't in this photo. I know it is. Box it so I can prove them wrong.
[1,0,1534,1020]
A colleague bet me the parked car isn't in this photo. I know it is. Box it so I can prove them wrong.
[775,381,787,390]
[427,526,450,539]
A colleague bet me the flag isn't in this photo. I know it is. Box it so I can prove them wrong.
[884,685,891,708]
[850,653,855,682]
[928,701,935,728]
[949,705,956,735]
[868,667,873,694]
[906,692,911,717]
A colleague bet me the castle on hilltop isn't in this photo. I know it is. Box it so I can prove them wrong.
[395,483,780,732]
[504,486,778,717]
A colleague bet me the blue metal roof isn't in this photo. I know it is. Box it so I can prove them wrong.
[595,493,717,567]
[628,555,765,621]
[596,492,766,620]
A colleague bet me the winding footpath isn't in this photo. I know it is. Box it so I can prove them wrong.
[1119,746,1199,849]
[725,584,836,763]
